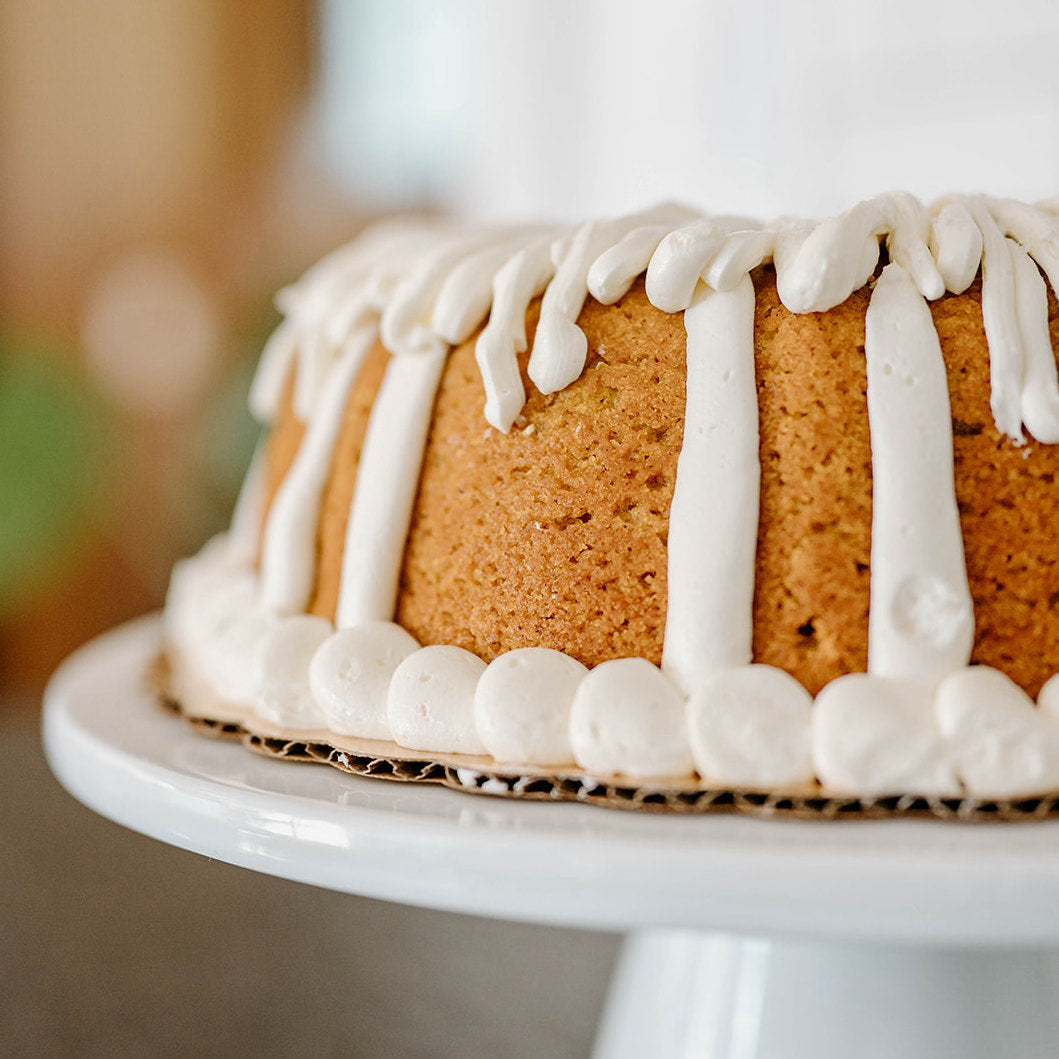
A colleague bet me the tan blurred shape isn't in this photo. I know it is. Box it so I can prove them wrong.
[0,0,333,698]
[0,0,314,331]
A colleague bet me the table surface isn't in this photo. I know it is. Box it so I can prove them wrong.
[41,616,1059,946]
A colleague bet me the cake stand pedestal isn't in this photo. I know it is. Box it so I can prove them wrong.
[43,618,1059,1059]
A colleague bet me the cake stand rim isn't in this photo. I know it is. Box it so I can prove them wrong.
[40,614,1059,945]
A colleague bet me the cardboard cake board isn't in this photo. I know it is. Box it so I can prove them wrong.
[153,654,1059,823]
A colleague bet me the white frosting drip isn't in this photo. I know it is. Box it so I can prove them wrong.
[700,229,774,292]
[260,329,376,615]
[972,201,1027,442]
[473,648,586,766]
[986,196,1059,298]
[775,193,942,320]
[864,263,974,684]
[387,645,488,755]
[687,665,814,788]
[475,236,557,432]
[226,437,268,565]
[588,222,686,305]
[382,229,518,358]
[955,198,1059,443]
[568,659,694,780]
[774,216,866,315]
[248,314,307,425]
[432,229,553,346]
[310,622,420,739]
[527,220,623,395]
[661,275,758,692]
[335,349,447,627]
[528,204,689,394]
[164,192,1059,798]
[929,202,982,295]
[881,195,947,303]
[1011,241,1059,443]
[646,216,758,313]
[250,221,450,421]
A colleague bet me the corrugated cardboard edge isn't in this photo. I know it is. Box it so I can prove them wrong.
[151,652,1059,822]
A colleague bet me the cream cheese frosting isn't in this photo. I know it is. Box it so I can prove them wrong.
[862,263,974,684]
[310,622,419,739]
[253,615,332,729]
[660,274,758,694]
[387,645,488,755]
[165,192,1059,798]
[473,648,585,767]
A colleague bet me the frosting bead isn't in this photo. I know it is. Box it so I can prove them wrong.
[309,622,420,739]
[936,667,1059,799]
[208,603,279,708]
[687,666,813,788]
[569,659,694,780]
[1037,673,1059,721]
[253,615,333,729]
[473,648,587,766]
[812,674,959,796]
[387,645,488,755]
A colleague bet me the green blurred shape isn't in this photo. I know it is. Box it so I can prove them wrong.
[189,303,275,537]
[0,340,114,620]
[195,331,264,507]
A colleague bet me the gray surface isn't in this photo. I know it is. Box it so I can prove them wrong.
[2,711,619,1058]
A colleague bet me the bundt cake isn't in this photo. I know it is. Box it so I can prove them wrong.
[163,192,1059,811]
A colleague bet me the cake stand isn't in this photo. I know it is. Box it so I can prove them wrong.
[43,617,1059,1059]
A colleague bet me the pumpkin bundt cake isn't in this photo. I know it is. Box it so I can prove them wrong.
[163,194,1059,808]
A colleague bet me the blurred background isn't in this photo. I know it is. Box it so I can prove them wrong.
[5,1,1059,1055]
[6,0,1059,698]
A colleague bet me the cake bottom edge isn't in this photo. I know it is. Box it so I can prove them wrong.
[149,653,1059,823]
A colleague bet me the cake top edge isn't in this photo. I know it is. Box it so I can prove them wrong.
[250,191,1059,439]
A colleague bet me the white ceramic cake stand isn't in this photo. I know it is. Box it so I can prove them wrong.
[42,617,1059,1059]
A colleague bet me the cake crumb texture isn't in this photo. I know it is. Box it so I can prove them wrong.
[750,269,873,694]
[936,278,1059,698]
[261,269,1059,698]
[396,280,686,666]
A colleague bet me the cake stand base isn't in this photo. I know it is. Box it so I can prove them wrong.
[42,618,1059,1058]
[596,930,1059,1059]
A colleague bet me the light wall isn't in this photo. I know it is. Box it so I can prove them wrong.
[319,0,1059,222]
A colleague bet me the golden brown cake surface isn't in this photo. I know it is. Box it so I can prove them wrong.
[308,343,390,619]
[750,273,873,694]
[396,280,685,665]
[257,268,1059,699]
[937,279,1059,698]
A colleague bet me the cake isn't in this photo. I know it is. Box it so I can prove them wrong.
[163,192,1059,815]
